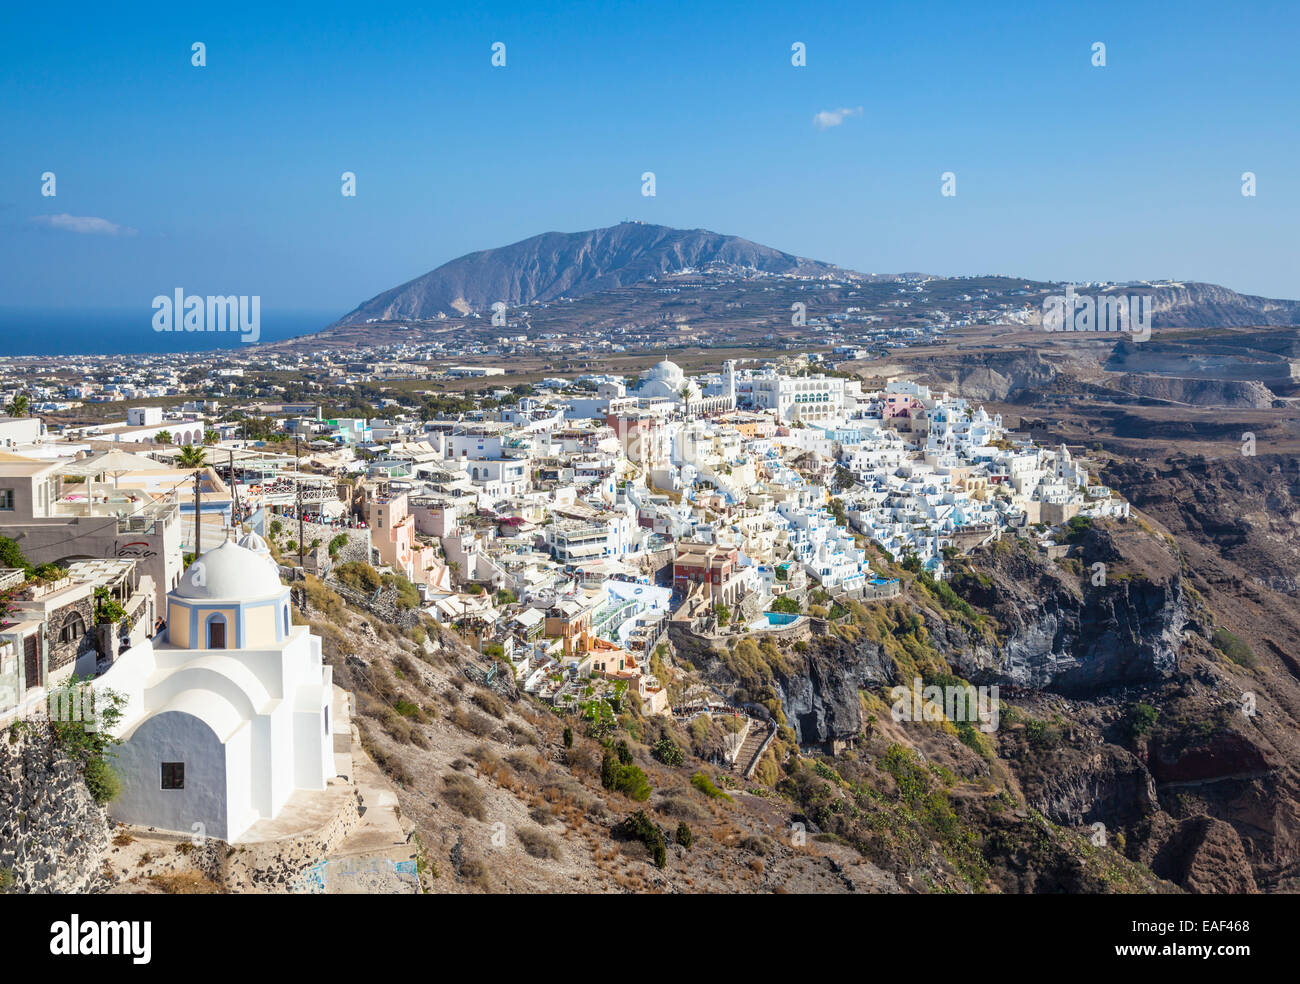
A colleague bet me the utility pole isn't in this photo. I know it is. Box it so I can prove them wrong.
[193,469,202,558]
[229,448,239,525]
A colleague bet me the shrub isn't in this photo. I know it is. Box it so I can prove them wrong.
[770,595,800,615]
[336,561,382,593]
[148,871,222,894]
[1061,515,1093,544]
[382,571,420,609]
[83,758,122,804]
[450,706,497,738]
[612,811,667,868]
[517,826,562,860]
[652,736,684,767]
[675,821,693,849]
[472,689,506,719]
[601,751,652,801]
[392,698,424,720]
[1212,627,1257,668]
[442,773,486,820]
[690,771,732,802]
[459,857,490,888]
[1123,702,1160,742]
[302,576,346,622]
[562,726,574,749]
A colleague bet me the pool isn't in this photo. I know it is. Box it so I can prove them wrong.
[764,612,799,626]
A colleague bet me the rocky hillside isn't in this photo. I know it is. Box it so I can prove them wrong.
[1147,282,1300,328]
[333,222,852,323]
[8,505,1290,895]
[273,564,1182,894]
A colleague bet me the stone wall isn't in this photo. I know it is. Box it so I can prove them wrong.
[272,519,371,566]
[0,726,110,893]
[46,595,97,675]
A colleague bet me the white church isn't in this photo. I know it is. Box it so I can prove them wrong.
[92,532,338,842]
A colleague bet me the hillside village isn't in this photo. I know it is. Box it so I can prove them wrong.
[0,350,1143,893]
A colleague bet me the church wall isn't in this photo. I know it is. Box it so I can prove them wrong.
[293,706,327,790]
[110,709,229,842]
[244,604,276,648]
[168,602,191,647]
[249,715,272,818]
[224,722,253,840]
[268,704,294,815]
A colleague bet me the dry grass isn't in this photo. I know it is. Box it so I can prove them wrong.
[459,857,490,889]
[450,706,498,738]
[148,871,222,894]
[472,688,507,719]
[442,772,487,820]
[517,826,563,860]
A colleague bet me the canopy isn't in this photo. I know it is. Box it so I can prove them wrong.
[60,450,172,488]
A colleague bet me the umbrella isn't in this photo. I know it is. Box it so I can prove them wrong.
[60,450,171,488]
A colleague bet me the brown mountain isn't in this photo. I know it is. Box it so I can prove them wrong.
[331,222,857,324]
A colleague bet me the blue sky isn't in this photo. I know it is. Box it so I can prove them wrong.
[2,0,1297,321]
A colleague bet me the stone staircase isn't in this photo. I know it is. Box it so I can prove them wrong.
[731,722,771,778]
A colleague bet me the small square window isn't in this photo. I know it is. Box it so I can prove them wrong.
[161,762,185,790]
[0,489,13,511]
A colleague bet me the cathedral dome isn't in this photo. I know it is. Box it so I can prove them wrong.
[175,538,285,601]
[643,360,683,386]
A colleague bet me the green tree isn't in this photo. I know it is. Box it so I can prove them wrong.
[177,445,206,468]
[202,428,220,445]
[4,394,29,418]
[675,821,693,849]
[154,430,173,445]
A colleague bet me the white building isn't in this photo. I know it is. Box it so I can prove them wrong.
[94,533,338,842]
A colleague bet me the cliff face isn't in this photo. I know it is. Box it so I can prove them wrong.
[936,530,1193,695]
[776,634,895,746]
[905,349,1061,402]
[0,729,109,893]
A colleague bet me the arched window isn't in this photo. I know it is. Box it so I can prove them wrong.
[206,613,228,649]
[59,613,86,644]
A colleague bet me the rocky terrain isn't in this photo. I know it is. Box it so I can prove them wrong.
[5,493,1294,894]
[303,509,1297,894]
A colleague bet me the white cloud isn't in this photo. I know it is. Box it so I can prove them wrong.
[813,106,863,130]
[31,213,136,236]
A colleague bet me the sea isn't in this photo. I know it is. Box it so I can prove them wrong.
[0,307,335,356]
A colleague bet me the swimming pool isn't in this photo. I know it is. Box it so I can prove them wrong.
[764,612,799,626]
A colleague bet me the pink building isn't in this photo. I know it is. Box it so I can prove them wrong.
[366,490,437,585]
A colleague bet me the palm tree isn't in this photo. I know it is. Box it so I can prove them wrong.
[177,445,206,468]
[154,430,172,445]
[203,428,220,445]
[4,394,29,418]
